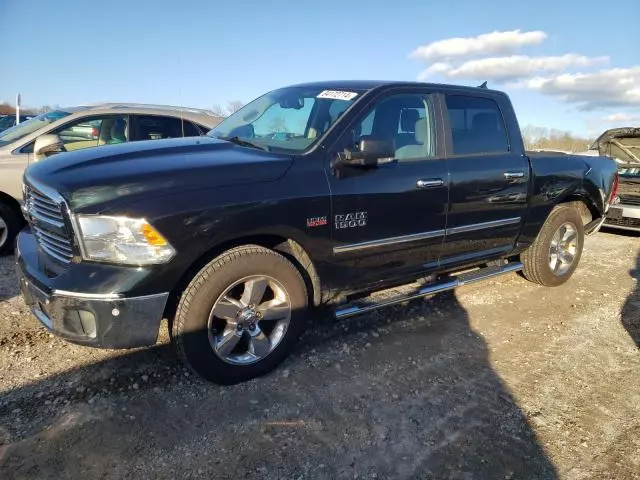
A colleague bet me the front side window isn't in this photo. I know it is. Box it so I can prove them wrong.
[0,110,71,146]
[209,86,364,152]
[344,93,436,162]
[54,115,129,151]
[445,95,509,155]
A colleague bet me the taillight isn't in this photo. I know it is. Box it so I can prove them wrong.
[609,172,619,204]
[91,127,99,138]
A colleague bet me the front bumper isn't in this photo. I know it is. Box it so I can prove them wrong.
[604,203,640,232]
[16,229,169,349]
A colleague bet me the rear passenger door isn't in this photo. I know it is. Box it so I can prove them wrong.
[131,115,203,141]
[440,93,529,266]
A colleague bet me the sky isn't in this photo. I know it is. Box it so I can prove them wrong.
[1,0,638,137]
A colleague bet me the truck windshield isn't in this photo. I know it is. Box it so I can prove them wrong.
[208,86,363,152]
[0,110,71,146]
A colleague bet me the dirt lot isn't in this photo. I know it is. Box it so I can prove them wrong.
[0,229,638,479]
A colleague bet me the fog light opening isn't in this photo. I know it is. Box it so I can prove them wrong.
[78,310,97,339]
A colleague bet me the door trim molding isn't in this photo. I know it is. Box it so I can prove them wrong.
[332,216,522,254]
[333,229,445,254]
[445,216,521,235]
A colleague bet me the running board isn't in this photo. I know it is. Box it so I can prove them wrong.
[333,261,523,319]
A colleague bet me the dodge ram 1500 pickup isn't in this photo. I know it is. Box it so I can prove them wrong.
[16,81,618,384]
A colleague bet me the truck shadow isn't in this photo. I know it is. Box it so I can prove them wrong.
[621,251,640,347]
[0,257,20,302]
[0,290,558,479]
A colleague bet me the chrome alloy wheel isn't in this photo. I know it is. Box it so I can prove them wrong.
[207,275,291,365]
[549,222,578,276]
[0,217,7,250]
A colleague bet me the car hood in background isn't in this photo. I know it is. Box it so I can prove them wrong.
[589,127,640,168]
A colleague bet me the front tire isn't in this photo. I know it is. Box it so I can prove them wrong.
[0,201,22,256]
[521,205,584,286]
[172,245,308,384]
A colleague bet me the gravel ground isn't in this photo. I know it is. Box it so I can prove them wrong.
[0,229,638,479]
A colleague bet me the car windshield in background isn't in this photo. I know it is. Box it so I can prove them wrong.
[0,110,71,146]
[0,116,16,130]
[208,86,363,152]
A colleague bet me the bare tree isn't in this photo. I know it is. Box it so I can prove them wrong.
[0,103,14,115]
[211,104,226,117]
[211,101,245,118]
[521,125,592,152]
[226,101,244,114]
[268,116,287,133]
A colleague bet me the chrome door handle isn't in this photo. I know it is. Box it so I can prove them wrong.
[504,171,525,180]
[417,179,444,189]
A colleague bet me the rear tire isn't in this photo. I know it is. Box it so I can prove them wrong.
[172,245,308,384]
[0,201,22,256]
[521,205,584,286]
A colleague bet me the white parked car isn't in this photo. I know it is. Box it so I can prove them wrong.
[0,103,222,254]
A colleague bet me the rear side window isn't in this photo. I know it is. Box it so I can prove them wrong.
[134,116,202,140]
[445,95,509,155]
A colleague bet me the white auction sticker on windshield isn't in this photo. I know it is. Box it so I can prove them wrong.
[316,90,359,101]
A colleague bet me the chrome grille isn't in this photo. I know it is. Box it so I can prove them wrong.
[24,183,74,264]
[605,216,640,229]
[618,194,640,206]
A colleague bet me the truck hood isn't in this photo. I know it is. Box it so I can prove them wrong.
[25,137,293,212]
[589,127,640,168]
[589,127,640,203]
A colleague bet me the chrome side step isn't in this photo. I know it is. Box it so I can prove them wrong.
[333,261,523,319]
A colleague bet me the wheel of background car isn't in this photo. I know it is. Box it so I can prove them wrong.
[521,205,585,286]
[0,201,23,256]
[172,245,309,384]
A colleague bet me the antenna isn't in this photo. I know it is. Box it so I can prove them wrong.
[478,81,488,89]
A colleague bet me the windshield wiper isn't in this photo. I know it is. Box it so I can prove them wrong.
[219,136,269,151]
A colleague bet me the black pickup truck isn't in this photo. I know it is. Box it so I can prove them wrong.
[16,81,618,384]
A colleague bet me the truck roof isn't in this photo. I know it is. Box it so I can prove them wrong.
[288,80,504,95]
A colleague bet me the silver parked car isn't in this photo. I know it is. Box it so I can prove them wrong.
[0,103,222,254]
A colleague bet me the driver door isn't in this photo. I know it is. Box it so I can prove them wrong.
[325,90,449,289]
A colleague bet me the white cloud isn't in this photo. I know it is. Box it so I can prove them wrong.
[526,67,640,110]
[410,30,640,113]
[410,30,547,62]
[601,113,640,123]
[418,54,608,81]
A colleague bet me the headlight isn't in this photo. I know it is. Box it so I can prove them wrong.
[76,215,175,265]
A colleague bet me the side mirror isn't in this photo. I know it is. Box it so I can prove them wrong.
[340,138,396,167]
[34,134,65,160]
